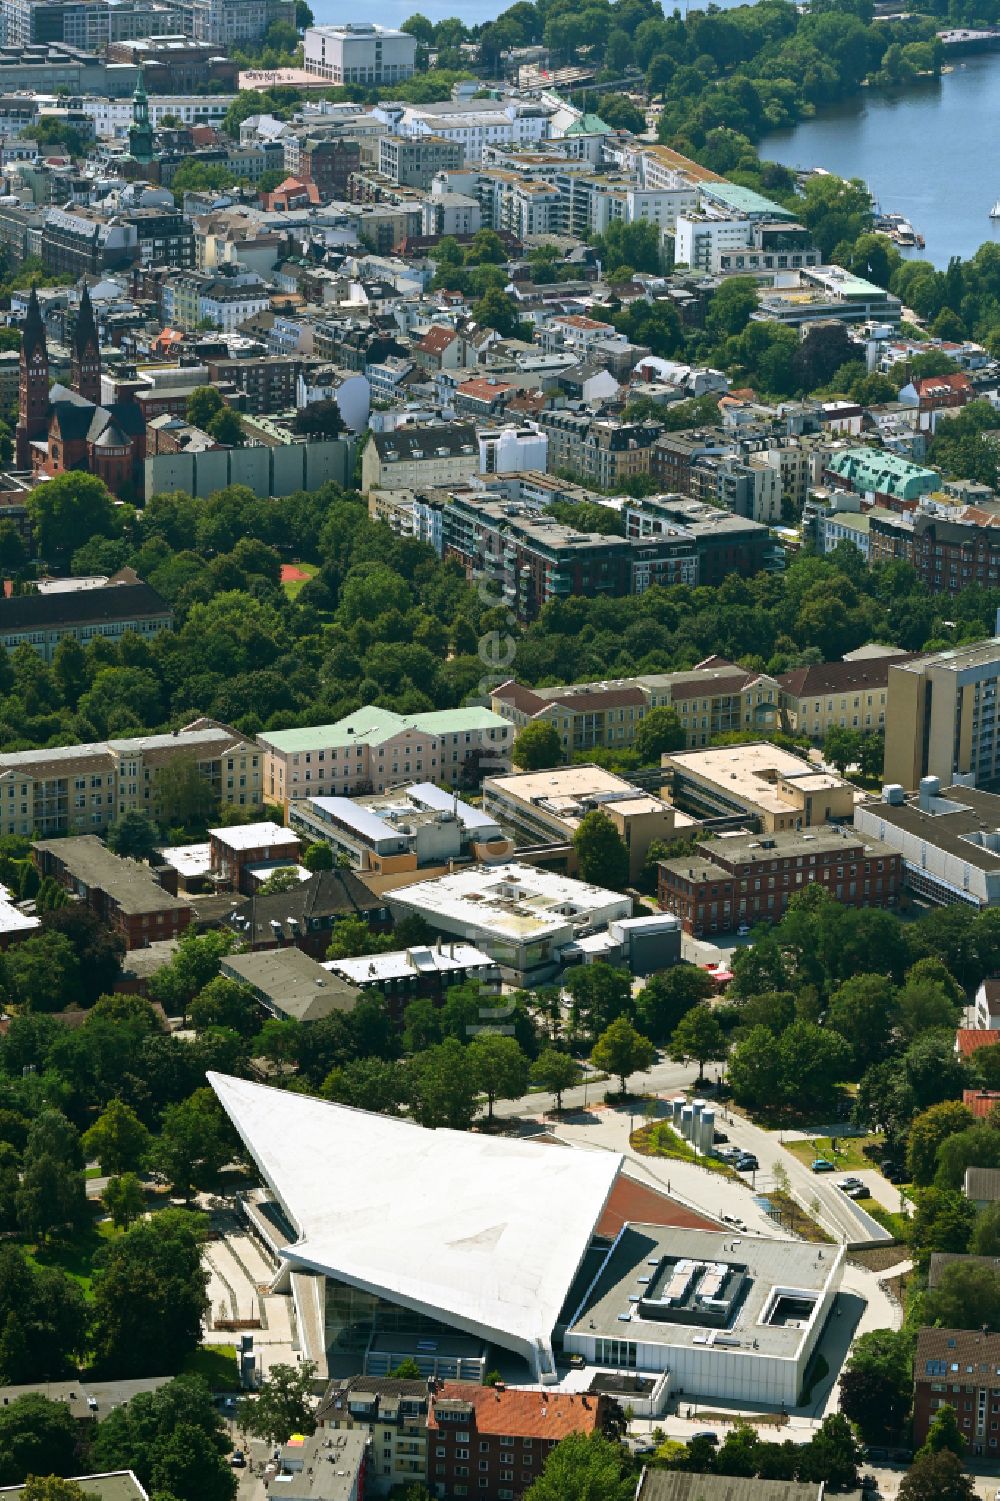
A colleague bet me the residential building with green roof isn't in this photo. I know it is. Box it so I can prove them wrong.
[258,706,512,807]
[823,447,938,504]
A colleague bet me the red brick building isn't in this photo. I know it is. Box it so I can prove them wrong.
[658,828,902,936]
[209,820,302,896]
[427,1385,613,1501]
[913,1327,1000,1456]
[33,834,192,948]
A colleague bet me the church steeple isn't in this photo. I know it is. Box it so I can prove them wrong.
[127,67,154,166]
[72,284,100,406]
[16,289,49,470]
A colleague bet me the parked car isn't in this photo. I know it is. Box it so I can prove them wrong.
[736,1155,759,1171]
[693,1432,719,1445]
[811,1158,835,1172]
[714,1130,729,1144]
[864,1447,888,1463]
[837,1177,866,1196]
[736,923,751,937]
[861,1475,878,1492]
[230,1453,246,1469]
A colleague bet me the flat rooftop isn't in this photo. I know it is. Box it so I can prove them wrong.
[487,765,671,827]
[327,941,496,985]
[568,1224,840,1361]
[859,784,1000,870]
[33,836,191,918]
[894,635,1000,678]
[665,742,846,814]
[209,820,298,852]
[388,861,630,942]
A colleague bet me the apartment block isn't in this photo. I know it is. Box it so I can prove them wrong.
[622,495,774,586]
[259,706,512,809]
[868,507,1000,596]
[327,942,501,1030]
[361,424,478,493]
[658,827,901,936]
[34,834,192,947]
[317,1375,430,1496]
[209,820,301,895]
[883,638,1000,791]
[0,579,172,662]
[492,661,781,759]
[535,410,660,489]
[778,651,923,742]
[913,1327,1000,1454]
[0,723,262,839]
[426,1384,611,1501]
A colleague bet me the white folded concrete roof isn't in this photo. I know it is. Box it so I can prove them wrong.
[208,1072,622,1378]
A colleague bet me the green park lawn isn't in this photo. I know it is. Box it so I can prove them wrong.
[182,1343,240,1390]
[281,561,318,599]
[783,1133,885,1173]
[25,1216,118,1295]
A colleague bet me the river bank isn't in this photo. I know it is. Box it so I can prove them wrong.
[762,52,1000,267]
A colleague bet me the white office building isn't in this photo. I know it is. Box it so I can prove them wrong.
[304,23,417,86]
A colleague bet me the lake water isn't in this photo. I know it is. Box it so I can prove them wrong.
[762,53,1000,268]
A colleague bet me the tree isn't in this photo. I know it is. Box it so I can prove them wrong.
[635,964,715,1044]
[0,1245,88,1383]
[102,1172,146,1230]
[82,1097,152,1176]
[41,905,124,1005]
[592,1016,656,1094]
[971,1200,1000,1255]
[633,706,686,761]
[907,1101,975,1186]
[823,724,859,774]
[573,809,629,889]
[154,1088,231,1200]
[839,1327,914,1440]
[777,1020,852,1117]
[921,1403,966,1457]
[302,841,333,872]
[90,1211,209,1376]
[407,1038,480,1129]
[531,1048,582,1110]
[728,1023,784,1111]
[597,93,645,133]
[827,973,898,1071]
[471,288,529,339]
[92,1375,234,1501]
[105,812,161,862]
[25,471,116,562]
[155,755,218,829]
[468,1032,529,1121]
[15,1109,84,1242]
[256,865,301,895]
[5,929,80,1012]
[668,1005,725,1084]
[897,974,962,1040]
[293,399,343,439]
[188,977,259,1039]
[897,1449,975,1501]
[513,721,561,770]
[20,1480,90,1501]
[149,930,234,1017]
[321,1057,408,1115]
[523,1432,635,1501]
[909,1186,976,1261]
[238,1361,316,1446]
[564,964,633,1039]
[706,277,758,338]
[207,407,245,447]
[924,1262,1000,1331]
[795,1413,862,1490]
[0,1397,80,1486]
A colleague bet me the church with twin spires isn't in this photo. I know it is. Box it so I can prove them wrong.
[15,285,146,495]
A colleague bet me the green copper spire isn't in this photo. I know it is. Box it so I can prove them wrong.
[128,66,154,165]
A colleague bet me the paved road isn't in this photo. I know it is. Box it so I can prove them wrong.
[495,1061,891,1246]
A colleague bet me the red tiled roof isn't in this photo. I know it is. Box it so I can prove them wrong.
[670,673,755,702]
[914,372,972,397]
[456,378,514,399]
[957,1028,1000,1058]
[778,654,923,699]
[964,1089,1000,1120]
[428,1384,604,1438]
[418,325,458,354]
